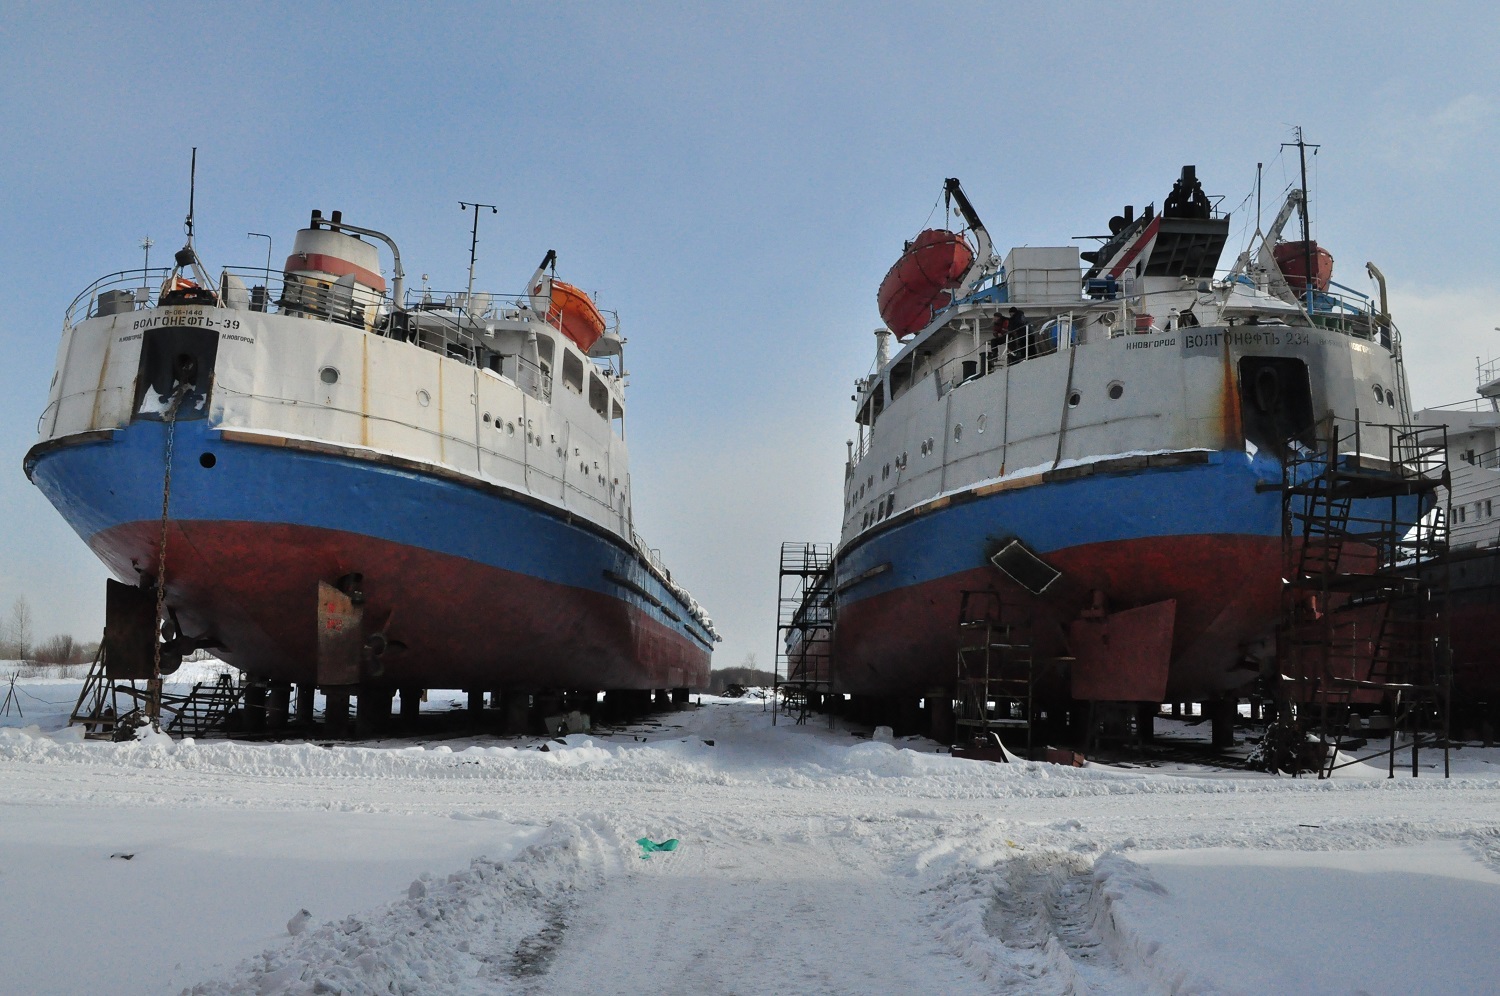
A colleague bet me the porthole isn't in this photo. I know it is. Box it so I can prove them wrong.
[416,389,431,407]
[976,415,987,434]
[953,423,963,442]
[507,422,516,435]
[198,452,216,469]
[1386,390,1395,408]
[1108,382,1124,400]
[320,366,339,385]
[1067,390,1081,408]
[1372,383,1384,405]
[483,412,491,423]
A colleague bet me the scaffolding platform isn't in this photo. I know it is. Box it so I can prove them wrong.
[1277,416,1451,778]
[774,542,834,726]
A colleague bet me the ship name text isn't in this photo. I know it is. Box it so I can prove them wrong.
[131,311,243,333]
[1181,328,1315,355]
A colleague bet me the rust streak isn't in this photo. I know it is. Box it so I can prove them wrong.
[1219,331,1242,449]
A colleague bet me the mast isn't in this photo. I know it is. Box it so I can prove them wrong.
[460,200,497,313]
[1282,127,1320,315]
[185,147,197,248]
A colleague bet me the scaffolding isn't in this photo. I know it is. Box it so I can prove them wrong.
[70,648,246,740]
[774,542,834,726]
[953,589,1039,757]
[1278,416,1451,777]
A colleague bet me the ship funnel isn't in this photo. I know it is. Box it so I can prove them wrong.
[874,327,893,369]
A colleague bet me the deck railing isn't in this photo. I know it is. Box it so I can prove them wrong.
[62,267,636,404]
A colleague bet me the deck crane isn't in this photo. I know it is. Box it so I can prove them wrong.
[943,178,1000,299]
[1226,187,1305,289]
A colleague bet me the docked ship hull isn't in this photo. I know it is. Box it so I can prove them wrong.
[1445,551,1500,701]
[28,418,711,690]
[834,454,1286,700]
[29,207,716,699]
[830,167,1426,715]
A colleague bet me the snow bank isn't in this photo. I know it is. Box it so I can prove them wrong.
[2,696,1498,994]
[3,724,1497,805]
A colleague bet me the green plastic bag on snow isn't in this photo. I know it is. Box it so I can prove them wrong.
[636,837,679,859]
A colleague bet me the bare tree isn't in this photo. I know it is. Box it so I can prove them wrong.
[4,596,33,662]
[34,633,77,665]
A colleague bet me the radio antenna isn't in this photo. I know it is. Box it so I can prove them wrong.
[185,147,198,246]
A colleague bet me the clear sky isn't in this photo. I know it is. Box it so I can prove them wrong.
[2,1,1497,673]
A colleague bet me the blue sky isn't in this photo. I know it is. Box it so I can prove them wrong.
[2,1,1497,671]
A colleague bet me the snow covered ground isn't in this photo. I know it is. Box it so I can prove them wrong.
[3,666,1499,994]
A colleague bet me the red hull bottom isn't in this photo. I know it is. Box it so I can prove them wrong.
[834,534,1280,701]
[93,519,710,691]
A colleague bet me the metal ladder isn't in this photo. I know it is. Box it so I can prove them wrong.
[954,590,1036,757]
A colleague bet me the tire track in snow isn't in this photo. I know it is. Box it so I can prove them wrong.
[935,848,1185,996]
[985,852,1126,992]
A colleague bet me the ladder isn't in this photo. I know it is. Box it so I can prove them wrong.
[164,672,246,737]
[954,590,1036,757]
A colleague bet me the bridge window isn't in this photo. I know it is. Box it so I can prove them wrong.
[562,351,584,394]
[589,373,609,419]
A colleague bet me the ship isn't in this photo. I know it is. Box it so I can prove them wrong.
[822,159,1430,742]
[1416,364,1500,732]
[25,205,716,723]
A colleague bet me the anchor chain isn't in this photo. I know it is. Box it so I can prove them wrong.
[149,384,192,728]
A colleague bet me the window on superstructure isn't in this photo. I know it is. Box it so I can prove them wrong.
[536,336,555,392]
[589,374,609,419]
[562,351,584,394]
[612,400,625,438]
[889,355,914,402]
[871,382,886,422]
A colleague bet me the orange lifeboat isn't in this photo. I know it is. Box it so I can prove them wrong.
[1272,240,1333,296]
[532,274,606,353]
[877,229,975,338]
